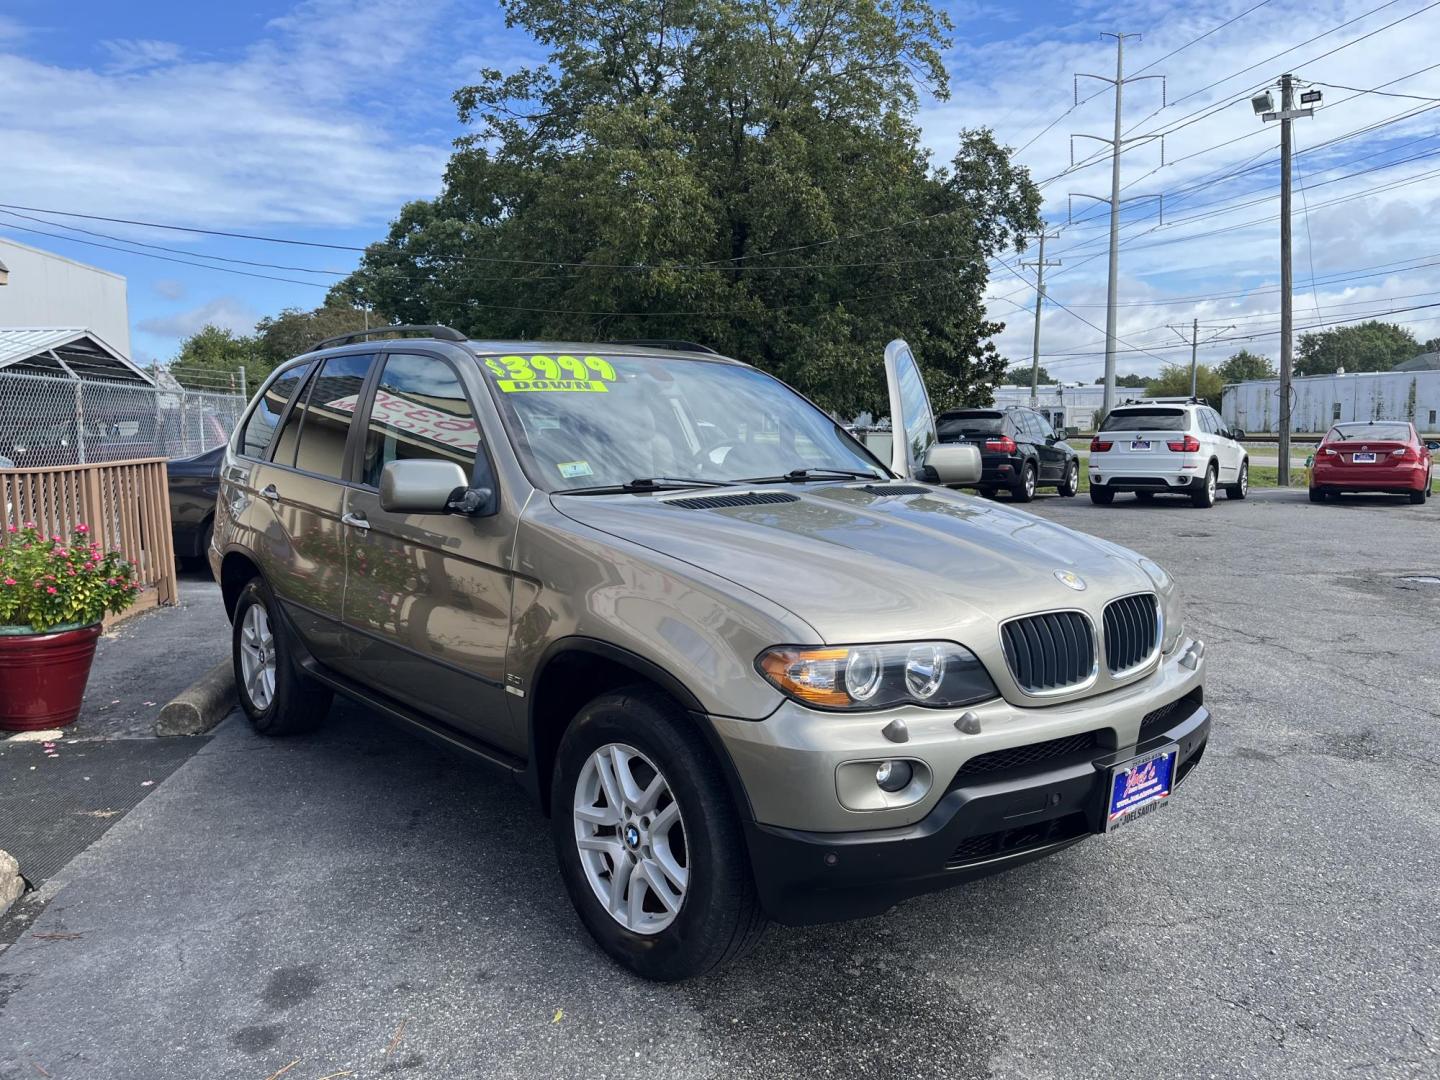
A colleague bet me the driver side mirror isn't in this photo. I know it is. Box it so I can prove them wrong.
[922,442,982,486]
[1426,440,1440,452]
[380,459,494,516]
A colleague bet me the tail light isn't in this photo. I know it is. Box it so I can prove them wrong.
[1392,447,1417,461]
[1320,447,1338,456]
[1090,437,1112,452]
[1166,434,1201,453]
[985,436,1018,454]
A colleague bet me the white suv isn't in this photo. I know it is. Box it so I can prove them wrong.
[1088,399,1248,508]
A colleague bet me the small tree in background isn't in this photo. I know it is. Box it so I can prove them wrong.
[1295,321,1418,376]
[1008,364,1056,385]
[166,325,264,390]
[1146,363,1224,408]
[1216,349,1275,384]
[1095,373,1150,388]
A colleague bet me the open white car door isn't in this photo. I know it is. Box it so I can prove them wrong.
[883,339,981,486]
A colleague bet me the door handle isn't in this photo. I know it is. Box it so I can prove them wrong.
[341,511,370,531]
[259,484,280,501]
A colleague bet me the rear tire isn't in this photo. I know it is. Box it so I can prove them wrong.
[1135,491,1155,503]
[978,486,997,499]
[551,686,767,981]
[1190,464,1217,508]
[1011,462,1037,503]
[1225,460,1249,500]
[1309,485,1328,503]
[1089,485,1115,505]
[1410,485,1427,504]
[231,578,332,735]
[1059,461,1080,498]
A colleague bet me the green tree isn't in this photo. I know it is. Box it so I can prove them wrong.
[166,325,264,390]
[1146,363,1224,408]
[255,304,375,369]
[1295,321,1418,376]
[1216,349,1275,384]
[1423,337,1440,353]
[330,0,1040,416]
[1008,364,1055,385]
[1095,373,1149,388]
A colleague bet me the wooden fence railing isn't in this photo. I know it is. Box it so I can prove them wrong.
[1,457,178,621]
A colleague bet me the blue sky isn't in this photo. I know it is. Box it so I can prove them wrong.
[3,0,1439,378]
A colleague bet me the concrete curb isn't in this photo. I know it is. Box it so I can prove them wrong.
[155,660,235,737]
[0,849,24,918]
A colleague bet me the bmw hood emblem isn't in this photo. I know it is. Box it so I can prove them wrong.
[1054,569,1087,591]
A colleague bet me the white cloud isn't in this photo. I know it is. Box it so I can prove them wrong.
[923,0,1440,379]
[137,296,260,340]
[152,278,187,301]
[100,39,184,74]
[0,0,464,231]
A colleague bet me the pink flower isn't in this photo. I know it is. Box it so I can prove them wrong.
[45,586,57,595]
[75,524,90,535]
[54,548,68,558]
[2,578,14,586]
[5,524,15,533]
[107,578,118,586]
[22,521,35,530]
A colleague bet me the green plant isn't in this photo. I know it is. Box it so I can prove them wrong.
[0,524,140,631]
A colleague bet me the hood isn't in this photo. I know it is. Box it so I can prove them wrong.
[551,482,1155,643]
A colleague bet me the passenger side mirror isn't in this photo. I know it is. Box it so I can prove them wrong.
[1426,440,1440,451]
[380,459,484,515]
[922,442,982,486]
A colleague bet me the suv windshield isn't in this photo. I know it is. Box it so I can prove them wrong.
[1330,422,1411,441]
[480,352,885,491]
[1101,408,1187,432]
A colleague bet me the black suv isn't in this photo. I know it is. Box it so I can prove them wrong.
[936,407,1081,502]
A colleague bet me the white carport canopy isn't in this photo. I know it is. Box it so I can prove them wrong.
[0,328,153,386]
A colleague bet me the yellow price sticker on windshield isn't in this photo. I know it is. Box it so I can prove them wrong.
[485,354,617,393]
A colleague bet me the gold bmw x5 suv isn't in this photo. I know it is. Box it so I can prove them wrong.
[211,328,1211,980]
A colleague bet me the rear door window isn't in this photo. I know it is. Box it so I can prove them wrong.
[937,414,1002,440]
[283,354,375,479]
[1101,408,1187,432]
[239,362,312,458]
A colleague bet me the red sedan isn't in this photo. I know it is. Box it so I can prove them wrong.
[1309,421,1439,504]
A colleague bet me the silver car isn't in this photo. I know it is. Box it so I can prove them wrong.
[210,330,1211,980]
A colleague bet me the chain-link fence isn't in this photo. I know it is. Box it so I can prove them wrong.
[0,370,246,469]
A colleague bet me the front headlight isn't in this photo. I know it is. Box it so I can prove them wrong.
[757,642,999,711]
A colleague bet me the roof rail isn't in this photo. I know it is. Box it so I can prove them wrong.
[604,338,719,355]
[311,324,467,351]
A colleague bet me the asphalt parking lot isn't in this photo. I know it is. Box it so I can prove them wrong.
[2,487,1438,1080]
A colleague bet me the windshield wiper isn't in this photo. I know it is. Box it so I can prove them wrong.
[739,467,886,484]
[556,476,731,496]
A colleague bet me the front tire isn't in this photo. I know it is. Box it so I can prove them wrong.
[1190,464,1217,508]
[1225,459,1249,500]
[231,578,332,735]
[1011,462,1037,503]
[552,687,767,981]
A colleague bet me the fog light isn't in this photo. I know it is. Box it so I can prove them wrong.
[875,760,913,792]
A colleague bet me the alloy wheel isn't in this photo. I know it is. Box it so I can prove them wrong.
[1207,469,1216,502]
[573,743,689,935]
[1239,462,1249,496]
[238,604,277,711]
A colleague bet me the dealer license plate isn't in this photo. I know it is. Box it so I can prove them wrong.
[1130,440,1151,451]
[1104,744,1178,832]
[1352,452,1376,463]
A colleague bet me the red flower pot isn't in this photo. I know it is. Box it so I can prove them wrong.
[0,623,102,731]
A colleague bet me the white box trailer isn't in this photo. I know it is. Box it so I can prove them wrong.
[1222,370,1440,435]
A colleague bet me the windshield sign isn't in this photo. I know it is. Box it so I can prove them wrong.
[480,353,885,491]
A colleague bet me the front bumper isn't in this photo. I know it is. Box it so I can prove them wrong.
[742,697,1211,925]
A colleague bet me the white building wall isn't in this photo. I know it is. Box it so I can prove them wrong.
[1221,371,1440,434]
[992,384,1110,432]
[0,238,131,358]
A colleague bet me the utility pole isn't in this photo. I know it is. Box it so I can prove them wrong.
[1258,73,1317,485]
[1072,34,1165,421]
[1021,230,1061,406]
[1168,319,1235,398]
